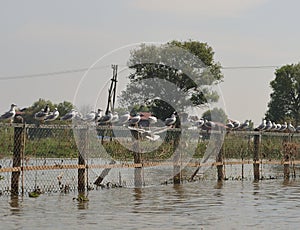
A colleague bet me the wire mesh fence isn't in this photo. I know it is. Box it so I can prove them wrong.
[1,123,300,196]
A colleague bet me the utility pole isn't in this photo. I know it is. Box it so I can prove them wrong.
[105,64,118,114]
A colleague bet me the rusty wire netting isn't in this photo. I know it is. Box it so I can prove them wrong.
[1,123,300,196]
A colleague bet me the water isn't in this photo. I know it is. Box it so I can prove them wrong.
[1,178,300,229]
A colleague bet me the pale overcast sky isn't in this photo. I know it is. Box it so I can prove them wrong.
[1,0,300,125]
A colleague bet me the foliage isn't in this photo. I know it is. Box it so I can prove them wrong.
[22,98,74,124]
[266,63,300,125]
[202,107,227,123]
[118,40,223,121]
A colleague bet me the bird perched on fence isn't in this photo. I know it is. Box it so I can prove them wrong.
[118,111,130,125]
[164,111,177,127]
[238,120,250,130]
[45,108,59,122]
[0,103,17,124]
[128,113,141,127]
[60,109,79,121]
[83,111,96,122]
[255,119,266,131]
[95,109,103,122]
[111,112,119,124]
[34,104,50,122]
[98,111,113,125]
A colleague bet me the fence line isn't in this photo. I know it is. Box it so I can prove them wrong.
[1,123,300,196]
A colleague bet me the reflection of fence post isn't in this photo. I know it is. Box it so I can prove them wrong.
[78,127,87,193]
[253,134,260,181]
[11,124,25,195]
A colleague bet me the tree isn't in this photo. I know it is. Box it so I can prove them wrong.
[22,98,74,124]
[265,63,300,125]
[118,40,223,121]
[202,107,227,123]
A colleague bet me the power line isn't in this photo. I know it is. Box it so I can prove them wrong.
[0,65,114,81]
[222,65,279,70]
[0,64,280,81]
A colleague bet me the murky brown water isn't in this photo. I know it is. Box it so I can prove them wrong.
[1,178,300,229]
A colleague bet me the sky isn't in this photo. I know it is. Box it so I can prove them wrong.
[1,0,300,126]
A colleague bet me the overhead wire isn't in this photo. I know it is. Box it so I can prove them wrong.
[0,65,279,81]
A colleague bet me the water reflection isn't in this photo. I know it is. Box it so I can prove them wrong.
[9,195,22,215]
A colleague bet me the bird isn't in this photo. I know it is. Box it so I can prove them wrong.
[148,114,158,125]
[296,125,300,133]
[34,104,50,122]
[264,120,273,131]
[60,109,78,121]
[194,118,205,129]
[98,111,113,125]
[127,125,171,141]
[239,120,250,130]
[203,119,216,130]
[0,104,17,124]
[164,111,177,127]
[95,109,103,122]
[279,122,287,132]
[231,119,240,130]
[128,113,141,127]
[118,111,130,125]
[255,119,266,131]
[225,119,235,130]
[83,111,96,122]
[44,108,59,122]
[111,112,119,124]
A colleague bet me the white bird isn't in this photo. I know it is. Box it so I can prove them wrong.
[265,120,273,131]
[239,120,250,130]
[296,125,300,133]
[95,109,103,122]
[34,104,50,122]
[128,125,172,141]
[98,111,113,125]
[225,120,235,130]
[148,114,157,125]
[194,118,205,129]
[164,111,177,127]
[45,108,59,122]
[83,111,96,122]
[128,113,141,127]
[255,119,266,131]
[0,104,17,123]
[232,119,240,130]
[279,122,287,132]
[203,119,216,130]
[60,109,78,121]
[118,111,130,125]
[111,112,119,124]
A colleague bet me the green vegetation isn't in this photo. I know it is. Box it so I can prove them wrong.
[1,124,299,162]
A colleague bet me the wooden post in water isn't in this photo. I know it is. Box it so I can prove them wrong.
[78,127,87,193]
[253,134,260,181]
[216,142,224,181]
[11,124,25,196]
[133,139,143,187]
[173,131,181,184]
[283,142,290,180]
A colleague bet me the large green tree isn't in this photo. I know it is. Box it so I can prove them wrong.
[266,63,300,125]
[118,40,223,121]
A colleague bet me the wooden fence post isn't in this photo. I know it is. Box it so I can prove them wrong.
[133,140,143,187]
[11,124,25,196]
[216,142,224,181]
[253,134,260,181]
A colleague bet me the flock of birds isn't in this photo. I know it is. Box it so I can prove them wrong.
[1,103,300,134]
